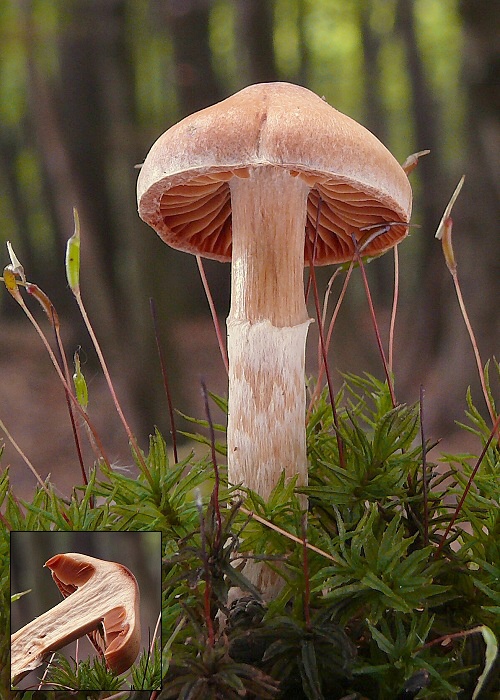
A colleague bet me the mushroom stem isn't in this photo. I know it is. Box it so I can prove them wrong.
[227,166,312,504]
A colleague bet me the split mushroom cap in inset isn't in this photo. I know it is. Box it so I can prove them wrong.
[137,83,412,581]
[137,81,412,264]
[11,553,141,687]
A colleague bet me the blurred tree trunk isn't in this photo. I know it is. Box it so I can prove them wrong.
[54,0,155,439]
[236,0,278,83]
[458,0,499,337]
[55,0,128,332]
[295,0,311,86]
[357,1,392,304]
[164,0,224,112]
[358,4,387,141]
[161,0,229,314]
[0,131,38,299]
[162,0,280,318]
[394,0,450,363]
[3,0,495,447]
[425,0,499,427]
[25,0,184,440]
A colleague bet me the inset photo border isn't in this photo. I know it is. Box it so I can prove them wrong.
[10,530,162,691]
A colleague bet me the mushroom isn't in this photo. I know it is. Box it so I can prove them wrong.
[137,81,411,520]
[11,553,141,687]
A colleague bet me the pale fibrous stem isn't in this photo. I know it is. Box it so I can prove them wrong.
[226,166,311,504]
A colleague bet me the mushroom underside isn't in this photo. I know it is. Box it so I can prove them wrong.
[154,169,409,263]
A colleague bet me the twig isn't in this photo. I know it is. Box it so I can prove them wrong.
[37,652,57,690]
[417,624,485,652]
[239,506,342,564]
[0,417,50,496]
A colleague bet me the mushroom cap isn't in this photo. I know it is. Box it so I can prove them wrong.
[137,82,412,264]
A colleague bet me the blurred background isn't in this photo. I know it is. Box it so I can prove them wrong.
[0,0,498,496]
[11,530,161,689]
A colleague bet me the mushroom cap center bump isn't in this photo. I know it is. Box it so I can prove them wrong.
[137,82,412,265]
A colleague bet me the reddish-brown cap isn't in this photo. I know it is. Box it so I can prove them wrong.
[137,82,412,264]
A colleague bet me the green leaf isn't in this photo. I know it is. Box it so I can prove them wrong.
[11,589,31,602]
[472,626,498,700]
[300,639,324,700]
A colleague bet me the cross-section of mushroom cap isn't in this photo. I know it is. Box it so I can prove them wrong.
[11,553,141,686]
[137,81,412,264]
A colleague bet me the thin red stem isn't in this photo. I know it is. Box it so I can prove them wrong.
[451,270,497,431]
[13,288,111,467]
[51,310,89,493]
[197,499,215,646]
[388,246,400,375]
[307,261,354,418]
[352,236,396,408]
[434,412,500,558]
[150,298,178,463]
[201,378,222,552]
[420,386,429,546]
[301,515,311,631]
[196,255,229,375]
[307,198,345,467]
[75,292,154,488]
[307,248,345,469]
[307,264,353,418]
[417,625,484,652]
[323,264,354,359]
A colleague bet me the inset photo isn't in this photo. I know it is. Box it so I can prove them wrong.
[10,530,161,691]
